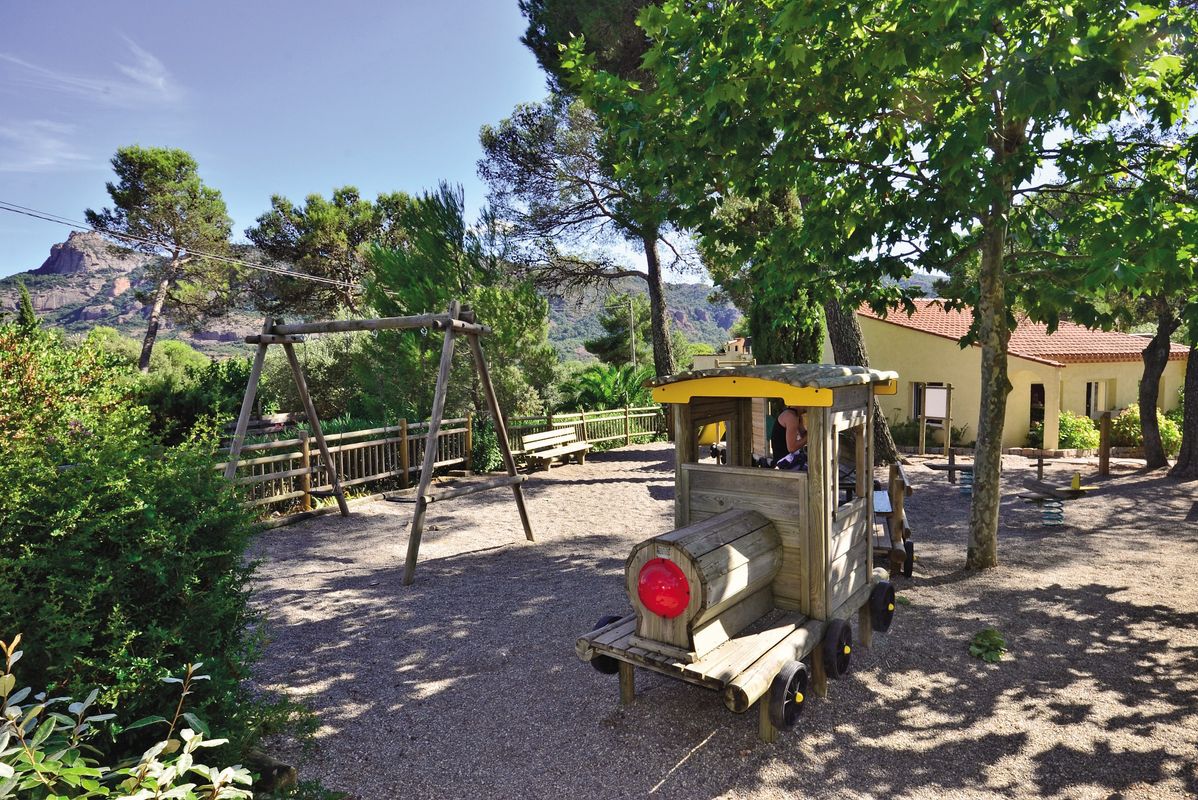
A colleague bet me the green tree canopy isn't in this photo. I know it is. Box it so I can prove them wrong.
[566,0,1198,568]
[520,0,656,93]
[244,186,414,316]
[15,279,38,335]
[357,184,558,421]
[85,146,234,372]
[479,95,685,377]
[585,291,653,366]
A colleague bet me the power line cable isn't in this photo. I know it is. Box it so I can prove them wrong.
[0,200,359,290]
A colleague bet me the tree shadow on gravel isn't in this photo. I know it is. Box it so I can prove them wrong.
[749,580,1198,799]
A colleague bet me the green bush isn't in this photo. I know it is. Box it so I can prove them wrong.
[969,628,1007,664]
[1111,403,1182,456]
[887,417,971,448]
[1160,415,1183,457]
[471,418,504,473]
[1057,410,1100,449]
[84,329,251,443]
[888,418,919,447]
[1026,421,1044,448]
[1,637,253,798]
[556,363,654,411]
[0,326,262,761]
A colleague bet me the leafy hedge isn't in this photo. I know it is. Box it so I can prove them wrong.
[1057,410,1100,449]
[0,326,262,761]
[1111,403,1182,456]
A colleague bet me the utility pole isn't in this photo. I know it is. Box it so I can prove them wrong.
[629,294,636,366]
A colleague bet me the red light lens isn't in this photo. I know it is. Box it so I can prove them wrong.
[638,558,690,618]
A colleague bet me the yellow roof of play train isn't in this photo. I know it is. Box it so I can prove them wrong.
[648,364,898,407]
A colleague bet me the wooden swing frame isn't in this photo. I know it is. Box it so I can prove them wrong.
[223,300,534,584]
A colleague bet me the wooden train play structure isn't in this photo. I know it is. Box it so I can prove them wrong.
[577,364,903,741]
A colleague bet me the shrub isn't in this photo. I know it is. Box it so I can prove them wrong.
[1057,410,1100,449]
[888,418,919,447]
[471,418,504,473]
[0,637,253,799]
[556,363,654,411]
[888,417,970,447]
[969,628,1007,663]
[1026,421,1044,448]
[1111,403,1182,456]
[0,326,261,761]
[1111,404,1140,446]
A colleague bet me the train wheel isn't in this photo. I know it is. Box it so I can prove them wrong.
[869,581,897,633]
[768,660,809,730]
[823,619,853,679]
[903,540,915,578]
[589,615,623,675]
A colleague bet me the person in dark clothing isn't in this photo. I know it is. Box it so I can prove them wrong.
[771,406,808,470]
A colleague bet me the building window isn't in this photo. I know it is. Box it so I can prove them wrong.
[1085,381,1104,418]
[1030,383,1046,425]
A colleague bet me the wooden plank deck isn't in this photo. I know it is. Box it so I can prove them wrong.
[576,607,811,693]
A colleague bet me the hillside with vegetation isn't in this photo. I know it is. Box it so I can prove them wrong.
[2,232,742,360]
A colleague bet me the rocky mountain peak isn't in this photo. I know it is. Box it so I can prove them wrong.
[33,230,151,276]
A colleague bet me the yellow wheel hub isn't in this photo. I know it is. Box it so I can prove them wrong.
[843,645,851,655]
[794,691,804,703]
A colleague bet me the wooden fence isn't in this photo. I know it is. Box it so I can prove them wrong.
[219,405,665,514]
[507,406,665,450]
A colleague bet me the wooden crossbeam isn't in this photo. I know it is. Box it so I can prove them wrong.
[268,314,491,337]
[421,474,527,503]
[244,333,306,345]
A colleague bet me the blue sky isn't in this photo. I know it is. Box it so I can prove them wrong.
[0,1,551,276]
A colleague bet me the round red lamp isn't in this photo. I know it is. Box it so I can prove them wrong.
[637,558,690,619]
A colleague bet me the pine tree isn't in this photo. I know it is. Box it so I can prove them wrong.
[15,280,38,334]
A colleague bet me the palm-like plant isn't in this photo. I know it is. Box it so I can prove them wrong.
[557,363,654,411]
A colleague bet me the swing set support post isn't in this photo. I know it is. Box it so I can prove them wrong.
[404,301,462,585]
[223,300,534,585]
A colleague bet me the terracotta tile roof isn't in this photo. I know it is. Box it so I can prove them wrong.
[859,299,1189,366]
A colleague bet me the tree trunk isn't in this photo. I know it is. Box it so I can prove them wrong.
[1139,303,1179,469]
[1168,344,1198,481]
[643,231,677,377]
[824,298,900,465]
[966,220,1013,571]
[138,267,175,373]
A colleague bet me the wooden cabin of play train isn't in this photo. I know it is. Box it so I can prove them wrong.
[653,364,898,622]
[577,364,902,741]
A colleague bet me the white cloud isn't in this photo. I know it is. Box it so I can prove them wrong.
[0,120,90,172]
[0,37,181,108]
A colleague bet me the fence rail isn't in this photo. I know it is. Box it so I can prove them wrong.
[220,405,665,514]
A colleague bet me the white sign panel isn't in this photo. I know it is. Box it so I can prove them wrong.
[925,385,949,419]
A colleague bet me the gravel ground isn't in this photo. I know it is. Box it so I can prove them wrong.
[248,443,1198,800]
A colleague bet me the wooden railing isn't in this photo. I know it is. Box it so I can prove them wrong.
[508,406,666,451]
[216,417,472,512]
[220,405,665,514]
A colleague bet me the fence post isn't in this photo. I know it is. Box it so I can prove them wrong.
[300,430,312,511]
[548,411,555,431]
[581,409,590,442]
[1099,411,1111,477]
[400,418,410,490]
[625,405,632,445]
[465,411,474,475]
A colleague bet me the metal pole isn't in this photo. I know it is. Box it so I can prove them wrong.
[629,294,636,366]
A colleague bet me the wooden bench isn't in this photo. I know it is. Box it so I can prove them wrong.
[522,427,591,471]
